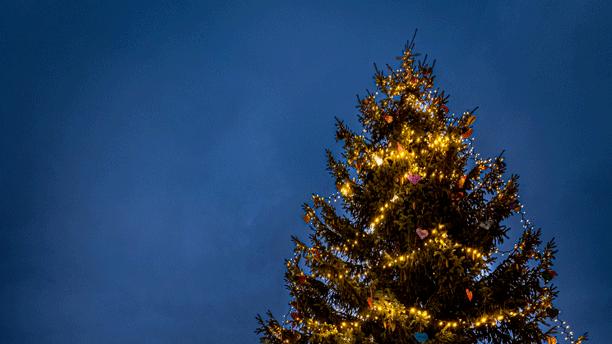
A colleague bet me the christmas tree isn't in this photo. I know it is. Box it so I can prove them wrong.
[256,39,586,344]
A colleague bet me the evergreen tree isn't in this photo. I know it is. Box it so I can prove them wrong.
[256,39,586,344]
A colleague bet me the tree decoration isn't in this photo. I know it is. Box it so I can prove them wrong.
[547,336,558,344]
[457,175,467,189]
[257,40,587,344]
[407,174,422,185]
[543,269,557,282]
[465,114,477,126]
[397,142,405,153]
[416,227,429,240]
[466,288,473,302]
[414,332,429,343]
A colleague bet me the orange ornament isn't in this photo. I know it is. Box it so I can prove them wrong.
[457,175,467,189]
[383,115,394,124]
[465,114,477,126]
[303,213,311,223]
[546,336,557,344]
[466,288,473,302]
[397,142,405,153]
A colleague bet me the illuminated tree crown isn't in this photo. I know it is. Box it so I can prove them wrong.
[256,40,586,344]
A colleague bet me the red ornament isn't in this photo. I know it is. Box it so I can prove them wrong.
[383,115,394,124]
[297,275,307,284]
[291,312,301,321]
[440,104,449,113]
[367,297,374,308]
[466,288,473,302]
[461,128,474,139]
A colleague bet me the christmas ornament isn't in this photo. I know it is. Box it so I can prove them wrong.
[466,288,473,301]
[383,115,394,123]
[543,269,557,282]
[297,275,307,284]
[546,336,557,344]
[303,213,311,223]
[462,128,473,139]
[397,142,405,153]
[407,174,422,185]
[457,175,467,189]
[440,104,449,113]
[465,114,477,126]
[367,297,373,308]
[416,228,429,240]
[290,311,300,321]
[414,332,429,343]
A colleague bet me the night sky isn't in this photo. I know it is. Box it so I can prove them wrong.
[1,1,611,343]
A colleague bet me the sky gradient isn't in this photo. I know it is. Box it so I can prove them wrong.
[1,1,611,343]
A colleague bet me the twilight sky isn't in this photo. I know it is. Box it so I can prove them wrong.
[1,1,611,343]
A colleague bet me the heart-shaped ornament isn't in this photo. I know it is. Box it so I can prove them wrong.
[407,174,422,185]
[466,288,473,302]
[416,228,429,240]
[414,332,428,343]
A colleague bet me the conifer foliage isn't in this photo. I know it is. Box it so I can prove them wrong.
[256,40,586,344]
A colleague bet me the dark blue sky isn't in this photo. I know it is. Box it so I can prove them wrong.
[1,1,611,343]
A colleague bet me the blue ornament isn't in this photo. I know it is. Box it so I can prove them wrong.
[414,332,428,343]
